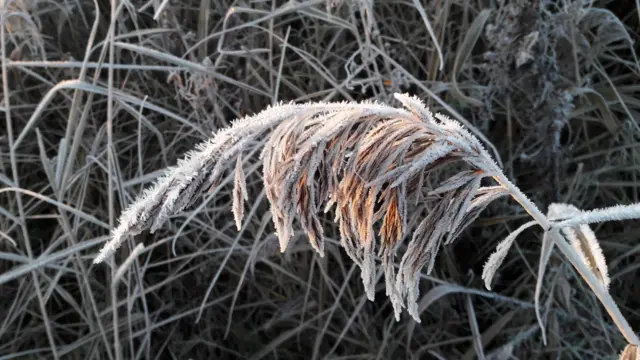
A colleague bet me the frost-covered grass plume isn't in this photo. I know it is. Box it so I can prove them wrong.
[94,94,640,348]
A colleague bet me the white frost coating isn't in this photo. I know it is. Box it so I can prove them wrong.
[555,203,640,228]
[446,176,483,243]
[482,220,537,290]
[393,93,437,124]
[549,203,611,289]
[429,170,477,195]
[388,142,455,188]
[468,187,508,212]
[232,156,248,231]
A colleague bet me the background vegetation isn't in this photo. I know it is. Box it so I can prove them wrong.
[1,0,639,358]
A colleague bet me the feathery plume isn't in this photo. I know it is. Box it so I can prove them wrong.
[94,93,511,320]
[232,155,248,231]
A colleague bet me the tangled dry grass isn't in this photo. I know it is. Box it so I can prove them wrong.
[3,0,640,359]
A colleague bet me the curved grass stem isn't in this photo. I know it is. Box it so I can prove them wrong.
[492,172,640,346]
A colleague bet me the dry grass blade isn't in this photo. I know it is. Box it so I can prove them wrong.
[411,0,444,72]
[554,203,640,228]
[482,220,537,290]
[549,203,610,289]
[465,295,486,360]
[452,9,490,107]
[232,155,248,231]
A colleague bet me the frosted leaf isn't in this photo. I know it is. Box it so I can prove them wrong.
[446,176,483,244]
[561,226,610,289]
[232,156,248,231]
[393,93,437,124]
[468,187,508,212]
[554,203,640,228]
[394,200,448,321]
[549,203,611,289]
[482,221,537,290]
[366,141,454,188]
